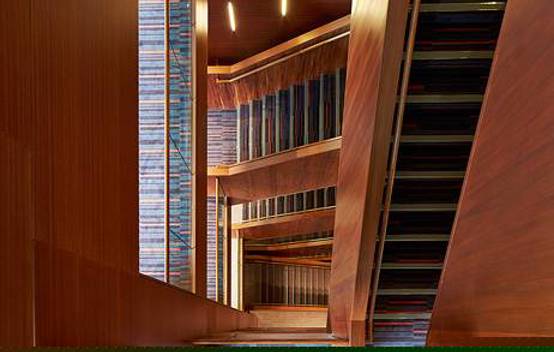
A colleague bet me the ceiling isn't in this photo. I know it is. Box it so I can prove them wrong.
[208,0,352,65]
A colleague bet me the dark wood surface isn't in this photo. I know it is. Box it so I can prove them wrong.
[235,208,335,240]
[0,135,34,346]
[210,137,340,203]
[0,1,34,346]
[1,0,255,346]
[328,0,409,345]
[208,0,350,65]
[428,0,554,346]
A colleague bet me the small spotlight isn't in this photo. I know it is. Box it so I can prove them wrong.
[281,0,287,16]
[227,1,237,32]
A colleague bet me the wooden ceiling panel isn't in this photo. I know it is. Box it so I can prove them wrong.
[208,0,351,65]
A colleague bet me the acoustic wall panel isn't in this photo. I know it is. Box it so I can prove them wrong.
[168,0,194,291]
[278,89,291,152]
[207,109,237,301]
[239,104,250,162]
[251,100,263,159]
[292,84,306,148]
[264,95,277,155]
[307,79,321,144]
[139,0,167,281]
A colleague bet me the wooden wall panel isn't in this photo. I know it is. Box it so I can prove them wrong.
[1,0,256,346]
[428,0,554,346]
[328,0,409,345]
[0,1,34,346]
[0,135,34,347]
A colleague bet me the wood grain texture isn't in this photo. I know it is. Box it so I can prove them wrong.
[235,208,335,240]
[192,328,344,346]
[208,36,348,109]
[1,0,256,346]
[194,0,209,298]
[250,307,328,329]
[428,0,554,346]
[208,17,349,109]
[328,0,409,345]
[0,1,35,346]
[210,137,341,203]
[0,135,34,347]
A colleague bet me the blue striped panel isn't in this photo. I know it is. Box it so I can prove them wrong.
[139,0,166,282]
[168,0,193,291]
[207,109,237,301]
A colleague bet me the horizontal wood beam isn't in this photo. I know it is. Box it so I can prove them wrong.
[246,238,334,252]
[211,138,341,203]
[245,255,331,268]
[235,207,335,240]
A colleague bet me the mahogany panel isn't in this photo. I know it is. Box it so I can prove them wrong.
[0,1,35,346]
[0,0,256,346]
[428,0,554,346]
[0,135,34,347]
[235,208,335,240]
[328,0,409,345]
[211,137,341,203]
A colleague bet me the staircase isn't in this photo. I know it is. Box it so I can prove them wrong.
[368,0,507,346]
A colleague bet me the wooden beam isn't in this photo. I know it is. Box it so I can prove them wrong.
[428,0,554,346]
[328,0,409,346]
[246,238,333,252]
[210,137,341,204]
[246,255,331,268]
[234,207,336,240]
[192,0,208,298]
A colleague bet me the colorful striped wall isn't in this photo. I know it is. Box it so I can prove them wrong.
[139,0,166,281]
[139,0,194,290]
[207,109,237,301]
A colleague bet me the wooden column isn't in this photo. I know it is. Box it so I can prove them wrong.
[428,0,554,346]
[328,0,409,345]
[193,0,208,297]
[224,197,233,305]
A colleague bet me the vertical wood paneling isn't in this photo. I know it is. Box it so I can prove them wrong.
[0,135,34,347]
[329,0,409,345]
[428,0,554,346]
[0,0,34,346]
[1,0,255,346]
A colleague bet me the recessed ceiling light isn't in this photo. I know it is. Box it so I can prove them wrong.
[227,1,237,32]
[281,0,287,16]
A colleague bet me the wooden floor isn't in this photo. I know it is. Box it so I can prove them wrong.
[191,328,347,346]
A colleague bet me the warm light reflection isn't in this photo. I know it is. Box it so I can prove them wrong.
[281,0,287,16]
[227,1,236,32]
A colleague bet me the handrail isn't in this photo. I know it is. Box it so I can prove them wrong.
[366,0,421,344]
[207,2,506,83]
